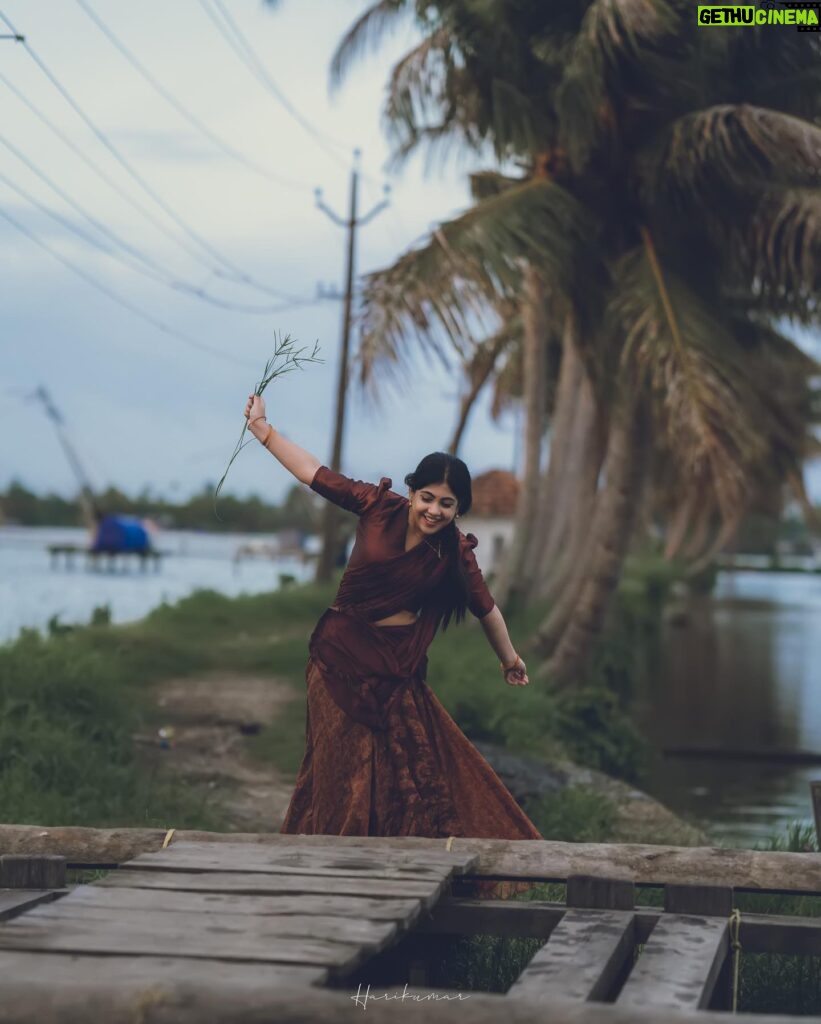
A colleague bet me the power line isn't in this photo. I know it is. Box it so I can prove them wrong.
[0,203,261,369]
[0,8,305,303]
[0,136,320,314]
[73,0,307,192]
[198,0,354,170]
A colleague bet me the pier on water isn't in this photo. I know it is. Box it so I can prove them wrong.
[0,826,819,1022]
[46,544,165,573]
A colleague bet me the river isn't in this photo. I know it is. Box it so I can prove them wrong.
[0,525,314,646]
[638,570,821,848]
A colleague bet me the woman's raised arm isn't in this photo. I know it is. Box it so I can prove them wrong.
[244,393,321,487]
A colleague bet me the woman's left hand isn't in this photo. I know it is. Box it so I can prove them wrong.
[502,656,529,687]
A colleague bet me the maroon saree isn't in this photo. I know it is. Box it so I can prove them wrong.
[279,467,542,897]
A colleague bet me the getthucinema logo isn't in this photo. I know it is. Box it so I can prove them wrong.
[698,3,820,28]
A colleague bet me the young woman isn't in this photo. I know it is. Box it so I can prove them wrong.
[245,393,542,893]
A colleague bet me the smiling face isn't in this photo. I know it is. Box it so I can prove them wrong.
[408,480,459,536]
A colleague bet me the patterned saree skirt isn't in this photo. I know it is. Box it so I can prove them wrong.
[279,608,542,898]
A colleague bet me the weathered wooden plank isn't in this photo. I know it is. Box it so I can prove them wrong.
[617,915,728,1012]
[63,884,422,924]
[98,869,448,908]
[4,826,821,894]
[122,841,471,881]
[133,839,476,871]
[566,876,635,911]
[0,890,63,922]
[0,977,807,1023]
[0,912,367,972]
[0,951,327,991]
[0,855,65,889]
[508,910,635,1004]
[22,902,398,948]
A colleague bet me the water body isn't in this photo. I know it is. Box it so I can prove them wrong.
[638,571,821,848]
[0,526,314,646]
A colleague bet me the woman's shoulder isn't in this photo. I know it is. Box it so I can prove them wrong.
[455,525,480,551]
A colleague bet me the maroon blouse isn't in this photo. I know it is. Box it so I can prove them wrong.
[310,465,496,620]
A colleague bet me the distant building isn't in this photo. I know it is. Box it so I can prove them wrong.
[460,469,520,577]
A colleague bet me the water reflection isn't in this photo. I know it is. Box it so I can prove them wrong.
[639,571,821,847]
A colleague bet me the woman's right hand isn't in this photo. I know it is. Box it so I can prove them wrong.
[245,392,267,426]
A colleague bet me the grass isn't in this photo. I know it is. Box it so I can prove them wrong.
[0,582,335,828]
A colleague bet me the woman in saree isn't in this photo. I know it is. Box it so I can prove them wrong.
[244,392,542,894]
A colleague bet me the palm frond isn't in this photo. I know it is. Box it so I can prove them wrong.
[610,242,770,520]
[469,170,522,201]
[329,0,411,89]
[740,189,821,324]
[640,106,821,207]
[556,0,682,171]
[353,177,602,393]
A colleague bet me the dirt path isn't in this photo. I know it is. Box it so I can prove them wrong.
[146,673,300,832]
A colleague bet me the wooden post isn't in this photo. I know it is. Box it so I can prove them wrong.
[664,884,734,918]
[810,781,821,849]
[664,883,735,1012]
[0,855,66,889]
[567,875,635,911]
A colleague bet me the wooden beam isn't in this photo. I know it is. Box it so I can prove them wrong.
[422,898,821,957]
[2,826,821,894]
[508,910,635,1004]
[0,890,64,922]
[0,975,806,1023]
[617,916,728,1013]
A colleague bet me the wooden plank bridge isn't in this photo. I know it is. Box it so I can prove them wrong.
[0,827,820,1022]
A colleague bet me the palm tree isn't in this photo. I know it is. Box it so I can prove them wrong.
[331,0,821,683]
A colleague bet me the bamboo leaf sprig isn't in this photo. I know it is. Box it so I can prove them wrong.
[214,332,323,520]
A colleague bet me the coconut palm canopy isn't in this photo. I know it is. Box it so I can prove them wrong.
[332,0,821,679]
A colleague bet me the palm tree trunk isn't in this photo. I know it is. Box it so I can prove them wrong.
[536,395,647,687]
[663,491,698,560]
[448,332,508,455]
[529,399,604,654]
[524,311,585,597]
[495,266,547,612]
[532,380,601,614]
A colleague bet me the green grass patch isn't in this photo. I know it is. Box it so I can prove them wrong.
[0,583,335,828]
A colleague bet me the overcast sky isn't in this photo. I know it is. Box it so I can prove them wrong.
[3,2,819,511]
[1,0,521,506]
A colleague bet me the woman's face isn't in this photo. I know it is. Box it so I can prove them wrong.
[408,481,459,535]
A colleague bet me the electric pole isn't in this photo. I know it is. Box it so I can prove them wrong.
[314,150,390,583]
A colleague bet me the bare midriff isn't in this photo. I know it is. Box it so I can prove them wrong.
[372,610,419,627]
[329,605,418,627]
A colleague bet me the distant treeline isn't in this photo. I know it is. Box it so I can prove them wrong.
[0,480,321,534]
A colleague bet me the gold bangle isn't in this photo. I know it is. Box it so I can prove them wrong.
[258,423,273,448]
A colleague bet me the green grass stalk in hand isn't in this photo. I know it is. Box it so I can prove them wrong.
[213,332,322,520]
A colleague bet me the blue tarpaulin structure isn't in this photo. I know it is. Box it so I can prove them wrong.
[91,515,151,553]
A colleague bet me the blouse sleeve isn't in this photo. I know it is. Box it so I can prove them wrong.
[459,531,496,619]
[309,465,392,517]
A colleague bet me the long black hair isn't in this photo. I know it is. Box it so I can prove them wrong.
[405,452,473,631]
